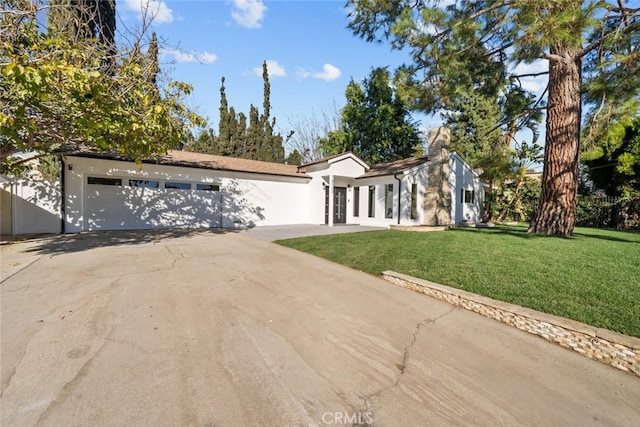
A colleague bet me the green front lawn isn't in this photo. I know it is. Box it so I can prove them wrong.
[276,225,640,338]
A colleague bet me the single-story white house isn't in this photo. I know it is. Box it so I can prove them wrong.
[1,127,485,234]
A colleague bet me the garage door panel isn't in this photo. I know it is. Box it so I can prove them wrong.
[85,186,126,230]
[85,181,222,231]
[123,187,166,229]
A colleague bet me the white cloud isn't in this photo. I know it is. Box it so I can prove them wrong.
[513,60,548,75]
[520,79,545,94]
[296,68,311,79]
[123,0,174,24]
[312,64,341,81]
[198,52,219,64]
[231,0,267,29]
[253,60,286,77]
[162,49,218,64]
[511,59,549,95]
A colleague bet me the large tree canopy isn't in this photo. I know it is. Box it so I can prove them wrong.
[1,0,202,165]
[347,0,640,236]
[583,115,640,197]
[321,67,422,164]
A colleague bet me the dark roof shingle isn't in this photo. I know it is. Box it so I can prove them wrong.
[158,150,309,178]
[69,149,310,179]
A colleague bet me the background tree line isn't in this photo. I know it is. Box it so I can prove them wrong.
[186,62,286,163]
[1,0,203,171]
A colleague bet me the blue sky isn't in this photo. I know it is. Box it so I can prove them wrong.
[117,0,445,136]
[116,0,550,153]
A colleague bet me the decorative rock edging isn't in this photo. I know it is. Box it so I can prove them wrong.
[381,270,640,378]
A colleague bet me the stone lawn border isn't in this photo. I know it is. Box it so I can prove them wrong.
[382,271,640,378]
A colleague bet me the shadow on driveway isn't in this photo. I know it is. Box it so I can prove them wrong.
[18,228,240,256]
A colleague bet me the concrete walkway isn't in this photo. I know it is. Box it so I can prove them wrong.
[1,230,639,426]
[243,223,386,241]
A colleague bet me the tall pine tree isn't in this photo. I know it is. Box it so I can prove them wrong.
[147,32,159,88]
[256,61,284,162]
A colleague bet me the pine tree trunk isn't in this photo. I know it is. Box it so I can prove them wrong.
[529,47,581,237]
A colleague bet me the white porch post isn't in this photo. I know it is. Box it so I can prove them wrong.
[328,174,334,226]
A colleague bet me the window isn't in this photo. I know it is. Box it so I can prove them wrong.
[411,183,418,219]
[87,177,121,186]
[385,184,393,219]
[368,186,375,218]
[196,183,220,191]
[129,179,159,188]
[467,190,475,204]
[353,187,360,217]
[165,182,191,190]
[462,189,475,204]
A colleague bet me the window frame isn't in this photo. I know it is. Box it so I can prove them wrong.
[87,177,122,186]
[353,187,360,217]
[461,189,475,204]
[128,179,159,188]
[464,189,475,204]
[410,183,418,219]
[196,183,220,192]
[164,181,192,190]
[368,185,376,218]
[385,183,393,219]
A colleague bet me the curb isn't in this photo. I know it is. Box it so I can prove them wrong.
[381,270,640,378]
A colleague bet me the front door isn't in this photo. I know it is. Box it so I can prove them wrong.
[333,187,346,224]
[324,187,347,224]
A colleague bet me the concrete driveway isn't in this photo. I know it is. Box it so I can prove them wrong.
[1,230,639,426]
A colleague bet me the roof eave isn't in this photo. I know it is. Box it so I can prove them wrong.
[66,152,312,180]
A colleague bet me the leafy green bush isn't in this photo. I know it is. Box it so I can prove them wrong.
[575,194,640,230]
[576,196,616,228]
[493,177,541,222]
[618,195,640,230]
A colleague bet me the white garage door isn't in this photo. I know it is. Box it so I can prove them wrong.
[85,177,223,231]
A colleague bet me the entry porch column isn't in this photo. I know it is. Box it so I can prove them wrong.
[328,174,334,226]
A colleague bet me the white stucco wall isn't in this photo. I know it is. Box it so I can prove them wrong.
[64,156,312,232]
[450,153,484,224]
[301,172,329,225]
[1,182,12,235]
[353,164,428,227]
[10,179,61,234]
[351,179,397,227]
[324,157,368,177]
[304,155,368,225]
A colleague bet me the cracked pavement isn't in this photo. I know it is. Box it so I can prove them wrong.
[2,230,640,426]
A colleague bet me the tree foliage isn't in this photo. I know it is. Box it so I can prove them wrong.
[189,61,285,163]
[446,91,543,221]
[1,0,203,165]
[445,93,506,171]
[445,92,511,219]
[321,67,421,164]
[583,115,640,198]
[346,0,640,236]
[286,149,303,166]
